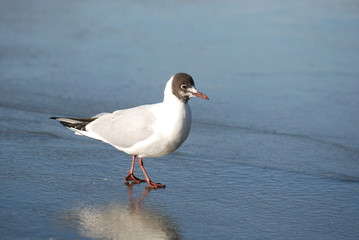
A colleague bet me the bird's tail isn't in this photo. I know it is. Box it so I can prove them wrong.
[50,117,97,132]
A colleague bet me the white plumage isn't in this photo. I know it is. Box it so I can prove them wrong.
[51,73,208,188]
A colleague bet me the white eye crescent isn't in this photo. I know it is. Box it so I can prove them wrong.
[181,84,188,90]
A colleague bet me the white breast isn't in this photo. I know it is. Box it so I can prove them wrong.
[122,100,192,158]
[109,76,194,158]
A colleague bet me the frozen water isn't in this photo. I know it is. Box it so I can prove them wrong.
[1,0,359,239]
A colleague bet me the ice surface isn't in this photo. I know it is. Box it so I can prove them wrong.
[1,0,359,239]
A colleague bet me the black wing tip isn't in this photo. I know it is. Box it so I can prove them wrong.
[50,116,97,131]
[50,117,73,128]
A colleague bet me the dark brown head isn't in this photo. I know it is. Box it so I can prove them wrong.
[170,73,209,103]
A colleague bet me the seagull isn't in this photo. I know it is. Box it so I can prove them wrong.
[51,73,209,188]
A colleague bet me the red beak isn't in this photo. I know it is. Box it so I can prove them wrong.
[193,91,209,100]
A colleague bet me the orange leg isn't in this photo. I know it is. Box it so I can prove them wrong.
[138,157,166,189]
[124,155,146,184]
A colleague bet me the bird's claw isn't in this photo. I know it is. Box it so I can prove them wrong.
[124,173,146,184]
[146,181,166,189]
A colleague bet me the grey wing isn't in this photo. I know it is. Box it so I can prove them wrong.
[86,105,156,148]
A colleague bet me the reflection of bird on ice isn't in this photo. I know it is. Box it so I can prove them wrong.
[78,184,180,240]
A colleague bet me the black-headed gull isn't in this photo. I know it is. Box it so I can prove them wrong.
[51,73,209,188]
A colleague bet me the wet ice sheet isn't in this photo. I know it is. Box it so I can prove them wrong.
[1,130,358,239]
[1,0,359,239]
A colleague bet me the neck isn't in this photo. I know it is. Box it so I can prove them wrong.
[163,77,187,105]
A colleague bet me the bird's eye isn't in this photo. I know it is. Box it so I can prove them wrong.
[181,84,188,90]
